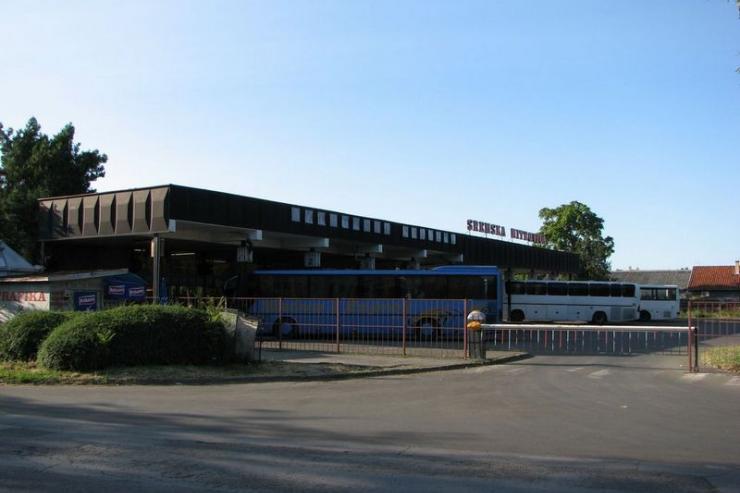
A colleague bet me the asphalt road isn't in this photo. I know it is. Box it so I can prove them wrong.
[1,354,739,492]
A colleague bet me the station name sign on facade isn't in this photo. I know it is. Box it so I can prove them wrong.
[466,220,545,245]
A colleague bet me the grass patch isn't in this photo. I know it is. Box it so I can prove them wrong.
[701,346,740,373]
[681,309,740,320]
[0,361,106,384]
[1,360,379,385]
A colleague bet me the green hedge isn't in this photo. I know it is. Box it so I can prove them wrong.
[37,305,228,371]
[0,311,73,362]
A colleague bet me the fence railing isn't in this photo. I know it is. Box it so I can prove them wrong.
[176,296,473,358]
[483,323,690,356]
[688,301,740,372]
[162,296,697,360]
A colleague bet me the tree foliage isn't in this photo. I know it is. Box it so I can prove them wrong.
[538,201,615,280]
[0,118,106,261]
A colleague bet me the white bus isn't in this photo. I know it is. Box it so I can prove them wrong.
[504,280,639,324]
[637,285,680,321]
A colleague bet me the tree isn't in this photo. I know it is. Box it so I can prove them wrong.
[0,118,106,262]
[538,201,615,280]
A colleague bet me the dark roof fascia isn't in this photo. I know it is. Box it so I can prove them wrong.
[38,184,174,202]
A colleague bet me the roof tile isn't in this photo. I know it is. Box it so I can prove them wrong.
[688,266,740,290]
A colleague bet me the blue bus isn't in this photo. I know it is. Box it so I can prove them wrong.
[243,266,502,340]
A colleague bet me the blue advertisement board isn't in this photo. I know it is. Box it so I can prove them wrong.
[73,291,98,311]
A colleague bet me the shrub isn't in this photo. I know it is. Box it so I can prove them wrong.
[0,311,73,362]
[38,305,228,371]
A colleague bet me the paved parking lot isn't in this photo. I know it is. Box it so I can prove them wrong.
[1,354,738,492]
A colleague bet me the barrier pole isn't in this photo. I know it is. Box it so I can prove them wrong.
[278,297,283,350]
[693,326,699,373]
[463,299,469,359]
[687,300,693,372]
[402,298,407,356]
[335,298,341,353]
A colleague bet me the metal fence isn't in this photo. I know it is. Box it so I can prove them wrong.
[176,296,472,358]
[163,296,695,360]
[483,324,689,356]
[688,301,740,372]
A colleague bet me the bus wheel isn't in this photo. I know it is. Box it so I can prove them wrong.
[510,310,525,323]
[639,310,651,322]
[272,317,298,339]
[592,311,607,325]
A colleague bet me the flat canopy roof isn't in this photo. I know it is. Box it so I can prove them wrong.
[38,184,580,274]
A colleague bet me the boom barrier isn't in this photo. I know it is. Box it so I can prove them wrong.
[482,323,692,363]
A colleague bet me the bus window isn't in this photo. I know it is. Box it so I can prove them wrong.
[547,283,567,296]
[640,288,656,301]
[364,276,402,298]
[332,276,358,298]
[621,284,636,297]
[667,288,677,300]
[309,276,332,298]
[609,284,622,297]
[405,276,441,299]
[589,283,610,297]
[507,281,525,295]
[484,277,498,300]
[273,276,309,297]
[447,276,485,299]
[568,283,588,296]
[526,282,547,295]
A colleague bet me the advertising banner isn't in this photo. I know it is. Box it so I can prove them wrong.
[0,288,50,323]
[73,291,98,312]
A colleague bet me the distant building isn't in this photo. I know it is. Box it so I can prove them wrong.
[610,269,691,298]
[687,263,740,301]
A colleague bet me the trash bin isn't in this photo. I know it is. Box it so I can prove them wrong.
[466,310,487,360]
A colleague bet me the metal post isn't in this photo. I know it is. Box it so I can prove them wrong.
[402,298,407,356]
[151,234,161,303]
[693,326,699,373]
[336,298,341,353]
[506,268,512,322]
[278,297,283,350]
[687,300,693,372]
[463,299,469,359]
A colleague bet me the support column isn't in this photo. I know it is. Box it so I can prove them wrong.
[506,267,513,321]
[151,235,161,302]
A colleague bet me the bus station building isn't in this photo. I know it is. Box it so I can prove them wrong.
[37,184,580,298]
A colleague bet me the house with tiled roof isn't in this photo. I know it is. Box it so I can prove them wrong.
[687,262,740,301]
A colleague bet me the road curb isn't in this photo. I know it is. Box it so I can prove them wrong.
[109,352,533,386]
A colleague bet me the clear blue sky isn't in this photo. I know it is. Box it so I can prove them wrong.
[2,0,739,270]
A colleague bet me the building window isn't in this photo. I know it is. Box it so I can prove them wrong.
[443,232,449,243]
[384,222,391,235]
[411,227,417,239]
[317,211,326,226]
[341,215,350,229]
[352,217,360,231]
[450,233,456,245]
[374,220,381,234]
[304,209,313,224]
[420,229,426,240]
[436,231,442,242]
[330,213,338,227]
[291,207,300,222]
[402,226,409,238]
[428,229,434,241]
[363,219,371,232]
